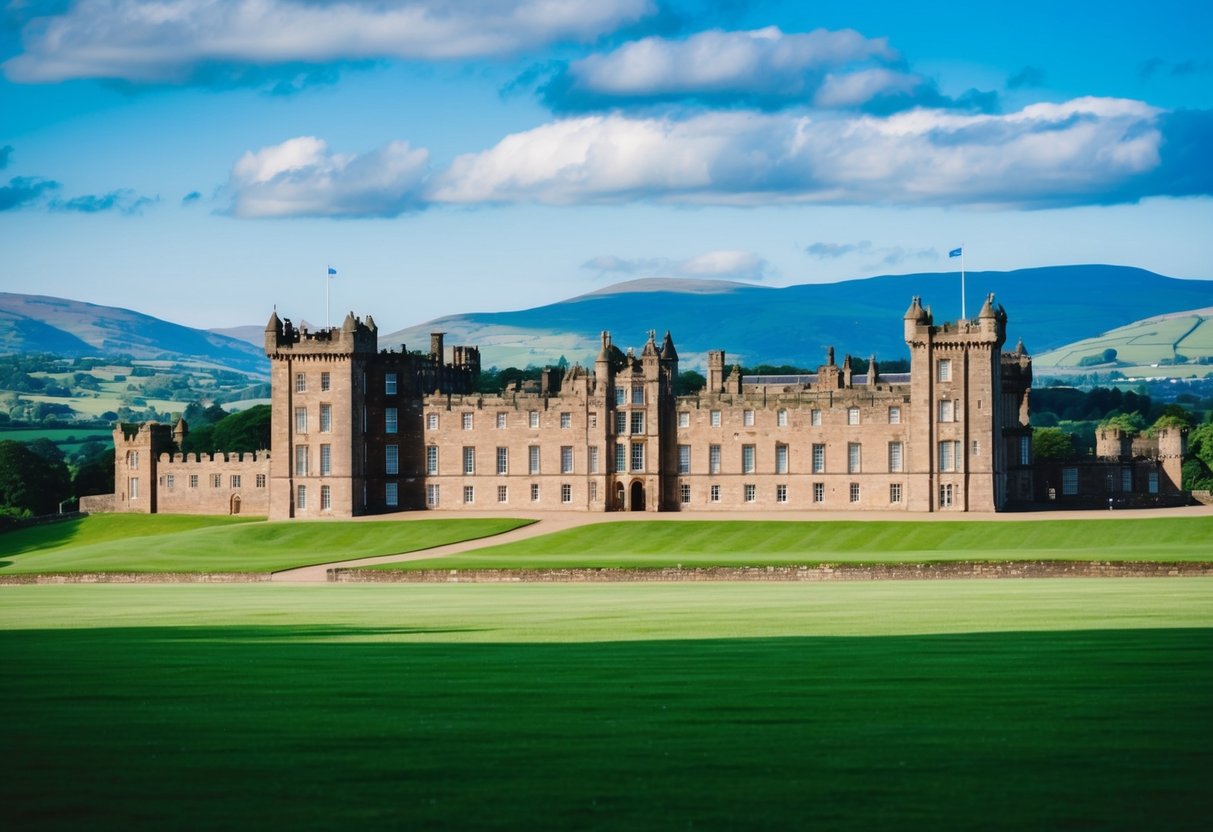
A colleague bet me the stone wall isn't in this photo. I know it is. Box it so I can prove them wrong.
[155,452,270,516]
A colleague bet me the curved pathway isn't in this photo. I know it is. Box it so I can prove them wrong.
[268,503,1213,583]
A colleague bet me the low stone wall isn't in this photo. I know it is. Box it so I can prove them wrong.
[332,562,1213,583]
[0,572,272,584]
[79,494,115,513]
[1192,490,1213,506]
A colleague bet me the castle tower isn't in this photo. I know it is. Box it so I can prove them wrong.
[112,422,174,513]
[1157,426,1187,493]
[707,350,725,393]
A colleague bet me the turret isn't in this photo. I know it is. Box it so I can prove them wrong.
[707,350,725,393]
[430,332,444,362]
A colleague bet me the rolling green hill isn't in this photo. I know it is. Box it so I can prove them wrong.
[1034,307,1213,373]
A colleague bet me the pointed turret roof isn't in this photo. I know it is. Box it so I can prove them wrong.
[660,330,678,360]
[265,310,281,331]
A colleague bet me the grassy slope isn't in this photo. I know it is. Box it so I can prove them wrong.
[0,515,532,574]
[1,581,1210,831]
[374,516,1213,570]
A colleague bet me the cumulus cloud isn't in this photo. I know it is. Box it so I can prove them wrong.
[430,97,1174,209]
[0,175,60,211]
[805,240,936,265]
[226,136,430,218]
[582,249,770,281]
[4,0,655,84]
[49,189,157,214]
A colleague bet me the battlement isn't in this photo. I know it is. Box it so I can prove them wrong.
[265,310,379,356]
[160,451,270,464]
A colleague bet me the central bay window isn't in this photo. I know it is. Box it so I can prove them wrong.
[529,446,541,475]
[630,442,644,472]
[497,447,509,475]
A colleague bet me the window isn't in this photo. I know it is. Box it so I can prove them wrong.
[386,408,398,434]
[295,445,308,476]
[632,385,644,405]
[322,484,332,510]
[1121,467,1132,492]
[849,483,860,503]
[561,446,574,474]
[777,409,787,427]
[847,407,860,426]
[498,485,508,503]
[742,445,755,473]
[463,486,474,504]
[589,412,597,428]
[166,474,174,489]
[529,446,541,474]
[462,446,475,475]
[531,483,540,502]
[529,411,540,429]
[743,409,754,427]
[678,445,691,474]
[129,477,139,499]
[776,484,787,503]
[938,399,955,423]
[561,484,572,503]
[1148,471,1159,494]
[320,403,331,433]
[678,411,690,428]
[212,474,222,488]
[127,451,139,470]
[426,446,438,475]
[709,444,721,474]
[888,406,901,424]
[1062,467,1079,496]
[320,371,330,392]
[297,484,307,509]
[710,410,721,427]
[630,411,645,434]
[496,447,508,475]
[427,413,439,430]
[813,482,824,503]
[775,444,788,474]
[888,442,903,473]
[590,481,598,502]
[256,474,266,488]
[386,445,399,476]
[385,373,397,395]
[560,412,571,429]
[811,409,822,426]
[938,440,959,472]
[972,440,980,457]
[295,406,308,433]
[1019,436,1030,466]
[462,412,473,430]
[614,387,626,406]
[427,484,440,506]
[812,444,825,474]
[680,483,691,504]
[615,411,627,435]
[189,474,198,488]
[890,483,902,503]
[231,474,241,489]
[710,484,720,502]
[490,412,505,429]
[631,443,645,471]
[295,372,306,393]
[848,443,861,473]
[939,483,953,507]
[614,442,626,473]
[937,359,952,382]
[744,484,756,502]
[589,446,599,474]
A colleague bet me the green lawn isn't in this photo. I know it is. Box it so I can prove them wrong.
[1,581,1210,831]
[372,516,1213,570]
[0,515,532,574]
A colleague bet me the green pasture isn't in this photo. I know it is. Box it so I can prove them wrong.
[0,515,532,574]
[1,581,1210,831]
[373,515,1213,570]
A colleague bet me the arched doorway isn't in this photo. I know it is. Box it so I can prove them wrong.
[230,494,242,515]
[614,482,625,511]
[630,481,646,512]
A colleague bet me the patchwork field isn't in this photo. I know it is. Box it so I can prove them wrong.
[1,581,1210,831]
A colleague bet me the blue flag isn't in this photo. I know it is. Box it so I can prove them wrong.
[948,247,962,258]
[327,267,337,276]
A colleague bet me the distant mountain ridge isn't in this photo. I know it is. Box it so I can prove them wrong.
[0,293,269,376]
[381,265,1213,369]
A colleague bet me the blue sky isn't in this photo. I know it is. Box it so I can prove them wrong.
[1,0,1211,331]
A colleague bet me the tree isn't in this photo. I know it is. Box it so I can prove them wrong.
[1098,412,1146,437]
[1032,427,1076,463]
[73,447,115,499]
[0,440,71,515]
[677,370,706,394]
[211,405,271,453]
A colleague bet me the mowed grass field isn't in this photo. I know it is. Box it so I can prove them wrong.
[0,515,533,574]
[373,515,1213,570]
[1,581,1211,831]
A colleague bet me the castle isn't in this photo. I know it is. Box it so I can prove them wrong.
[85,296,1188,518]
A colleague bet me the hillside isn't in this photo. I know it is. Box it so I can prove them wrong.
[0,293,268,376]
[1034,307,1213,374]
[380,265,1213,369]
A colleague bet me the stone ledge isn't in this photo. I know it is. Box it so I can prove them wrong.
[0,573,272,584]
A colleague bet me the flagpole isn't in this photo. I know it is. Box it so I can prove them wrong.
[326,267,331,330]
[960,243,966,321]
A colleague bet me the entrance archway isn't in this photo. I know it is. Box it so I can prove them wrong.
[230,494,242,515]
[630,481,646,512]
[614,482,625,511]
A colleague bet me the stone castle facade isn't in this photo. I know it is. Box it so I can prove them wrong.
[91,295,1086,517]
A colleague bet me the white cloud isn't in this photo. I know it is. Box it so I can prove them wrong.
[813,68,921,108]
[582,249,770,281]
[431,97,1164,209]
[4,0,655,83]
[227,136,429,218]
